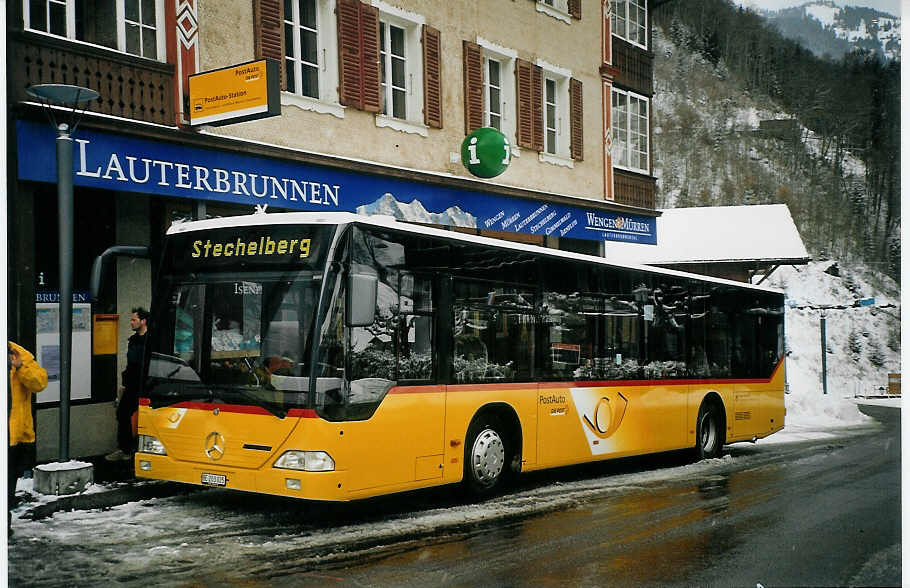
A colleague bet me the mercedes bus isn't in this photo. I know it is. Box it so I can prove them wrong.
[124,211,785,500]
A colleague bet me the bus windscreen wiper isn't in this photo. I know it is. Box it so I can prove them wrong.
[146,381,214,408]
[211,386,289,419]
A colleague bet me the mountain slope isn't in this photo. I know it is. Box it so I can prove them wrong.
[651,13,899,279]
[740,1,900,61]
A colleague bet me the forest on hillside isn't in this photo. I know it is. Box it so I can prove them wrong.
[651,0,900,281]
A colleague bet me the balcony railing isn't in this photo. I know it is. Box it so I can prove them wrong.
[8,30,176,126]
[614,169,656,210]
[612,37,653,96]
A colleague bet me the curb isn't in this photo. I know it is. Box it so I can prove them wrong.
[21,481,190,521]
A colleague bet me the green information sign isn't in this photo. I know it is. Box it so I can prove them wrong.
[461,127,511,178]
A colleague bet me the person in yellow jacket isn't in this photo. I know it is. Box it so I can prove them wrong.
[8,342,47,515]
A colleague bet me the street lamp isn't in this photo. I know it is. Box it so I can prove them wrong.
[26,83,99,461]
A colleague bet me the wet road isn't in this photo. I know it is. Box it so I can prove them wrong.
[319,427,901,587]
[8,425,900,587]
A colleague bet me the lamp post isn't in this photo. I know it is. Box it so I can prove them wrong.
[26,84,99,461]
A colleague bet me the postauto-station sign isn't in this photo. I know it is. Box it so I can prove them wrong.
[16,119,657,245]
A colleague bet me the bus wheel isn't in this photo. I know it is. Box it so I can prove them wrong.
[464,416,509,496]
[696,401,723,460]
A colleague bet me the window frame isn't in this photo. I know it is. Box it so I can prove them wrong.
[536,0,571,24]
[611,0,648,49]
[373,1,427,135]
[477,38,518,152]
[611,87,650,174]
[281,0,342,117]
[536,59,573,166]
[23,0,167,62]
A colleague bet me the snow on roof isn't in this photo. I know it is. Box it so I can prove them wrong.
[604,204,810,265]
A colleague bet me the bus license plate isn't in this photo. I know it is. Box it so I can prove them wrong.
[201,473,226,487]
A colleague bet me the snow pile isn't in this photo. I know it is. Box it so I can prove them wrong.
[765,261,901,427]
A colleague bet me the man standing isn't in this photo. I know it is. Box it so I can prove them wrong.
[9,342,48,519]
[106,307,148,462]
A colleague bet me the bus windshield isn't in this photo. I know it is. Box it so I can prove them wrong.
[145,224,338,416]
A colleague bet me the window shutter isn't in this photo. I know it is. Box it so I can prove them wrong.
[337,0,381,112]
[423,25,443,129]
[463,40,483,134]
[568,0,581,19]
[516,59,543,151]
[359,3,381,113]
[530,63,544,152]
[253,0,286,90]
[570,78,583,161]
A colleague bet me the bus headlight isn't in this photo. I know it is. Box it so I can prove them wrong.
[274,450,335,472]
[137,435,167,456]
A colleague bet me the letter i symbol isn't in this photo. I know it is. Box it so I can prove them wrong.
[468,137,480,164]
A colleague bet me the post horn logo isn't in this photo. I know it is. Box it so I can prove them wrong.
[204,431,226,461]
[581,392,629,439]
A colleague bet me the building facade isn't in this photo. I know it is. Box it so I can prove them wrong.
[6,0,657,460]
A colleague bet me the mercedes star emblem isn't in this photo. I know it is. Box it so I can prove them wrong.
[204,431,226,461]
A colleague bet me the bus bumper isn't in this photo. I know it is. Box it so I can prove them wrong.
[134,453,349,501]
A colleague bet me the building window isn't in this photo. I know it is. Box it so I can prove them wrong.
[485,57,502,131]
[465,39,516,142]
[284,0,319,98]
[380,21,408,119]
[612,88,649,173]
[536,0,580,22]
[282,0,339,112]
[537,61,571,161]
[611,0,647,48]
[540,0,568,11]
[23,0,166,61]
[544,78,558,154]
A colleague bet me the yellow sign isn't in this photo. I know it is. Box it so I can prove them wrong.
[189,59,280,126]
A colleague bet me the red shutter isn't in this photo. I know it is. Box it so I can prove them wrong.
[423,25,443,128]
[337,0,381,112]
[337,0,363,109]
[463,40,483,134]
[570,77,583,160]
[253,0,286,90]
[568,0,581,19]
[530,63,544,152]
[516,59,533,149]
[359,3,382,113]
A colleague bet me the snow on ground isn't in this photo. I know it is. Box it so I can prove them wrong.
[767,261,901,428]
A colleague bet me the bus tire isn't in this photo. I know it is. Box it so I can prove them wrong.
[464,415,511,497]
[695,400,723,460]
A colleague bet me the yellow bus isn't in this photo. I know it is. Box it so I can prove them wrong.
[133,211,785,500]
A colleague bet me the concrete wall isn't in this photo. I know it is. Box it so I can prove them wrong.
[36,404,117,462]
[197,0,605,202]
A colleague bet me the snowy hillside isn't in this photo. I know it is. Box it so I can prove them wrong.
[764,1,901,61]
[765,261,901,427]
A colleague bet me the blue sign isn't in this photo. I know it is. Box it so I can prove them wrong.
[36,291,91,303]
[16,119,657,245]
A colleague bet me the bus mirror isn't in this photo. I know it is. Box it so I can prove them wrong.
[346,273,377,327]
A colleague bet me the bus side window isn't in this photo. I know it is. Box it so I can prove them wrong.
[397,272,434,381]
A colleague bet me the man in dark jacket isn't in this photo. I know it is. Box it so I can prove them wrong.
[106,307,148,461]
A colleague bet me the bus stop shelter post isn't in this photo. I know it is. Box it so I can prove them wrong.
[820,309,828,395]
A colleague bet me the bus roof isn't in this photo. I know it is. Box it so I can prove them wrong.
[166,211,784,295]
